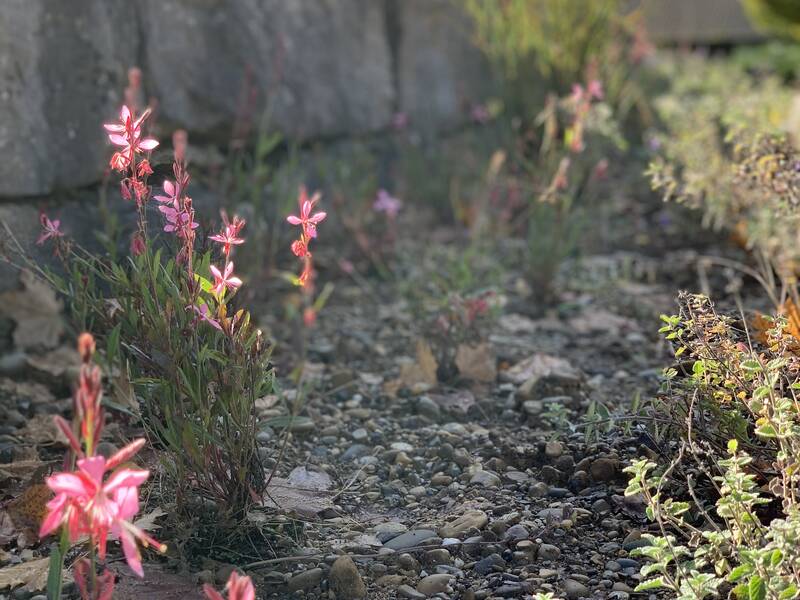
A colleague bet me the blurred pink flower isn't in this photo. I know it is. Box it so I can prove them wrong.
[37,213,63,245]
[470,103,490,124]
[130,232,146,256]
[210,262,242,295]
[287,187,326,239]
[40,439,164,577]
[191,303,223,330]
[587,79,604,100]
[204,571,256,600]
[291,239,309,258]
[373,189,402,219]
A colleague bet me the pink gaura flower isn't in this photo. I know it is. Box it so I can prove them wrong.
[40,439,164,577]
[210,211,246,257]
[130,232,146,257]
[204,571,256,600]
[160,206,198,236]
[37,213,63,245]
[287,187,326,239]
[587,79,604,101]
[103,106,159,167]
[154,180,181,210]
[190,303,223,331]
[291,239,309,258]
[210,262,242,296]
[373,189,402,219]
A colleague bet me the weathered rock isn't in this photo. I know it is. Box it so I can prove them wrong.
[0,0,137,196]
[416,573,453,597]
[287,567,324,593]
[438,509,488,538]
[384,529,436,551]
[589,457,619,482]
[564,578,590,599]
[329,556,367,600]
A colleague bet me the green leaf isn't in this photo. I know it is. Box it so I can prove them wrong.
[779,584,798,599]
[748,575,766,600]
[635,577,668,592]
[741,359,762,373]
[728,564,752,582]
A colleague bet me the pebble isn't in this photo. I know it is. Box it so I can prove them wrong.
[397,584,427,599]
[537,544,561,561]
[329,556,367,599]
[385,529,437,551]
[470,470,501,487]
[438,509,488,538]
[545,440,563,458]
[589,457,618,482]
[351,427,368,441]
[563,578,590,599]
[287,567,324,592]
[416,573,453,596]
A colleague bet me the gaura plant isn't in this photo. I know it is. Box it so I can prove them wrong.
[41,333,164,599]
[25,95,274,521]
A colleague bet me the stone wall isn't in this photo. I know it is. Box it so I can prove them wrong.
[0,0,489,199]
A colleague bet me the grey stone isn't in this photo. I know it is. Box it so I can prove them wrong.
[537,543,561,562]
[416,573,453,597]
[438,509,488,538]
[564,578,590,599]
[397,584,426,600]
[287,567,324,592]
[384,529,437,551]
[329,555,367,600]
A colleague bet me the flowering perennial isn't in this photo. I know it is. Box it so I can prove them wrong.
[40,333,164,594]
[287,186,326,288]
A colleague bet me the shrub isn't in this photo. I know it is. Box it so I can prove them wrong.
[624,293,800,598]
[15,96,274,521]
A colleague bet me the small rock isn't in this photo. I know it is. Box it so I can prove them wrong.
[397,584,426,599]
[351,428,368,442]
[537,544,561,561]
[545,440,563,458]
[474,553,506,575]
[329,555,366,599]
[469,470,501,488]
[589,457,619,482]
[416,573,453,596]
[385,529,436,551]
[438,509,488,538]
[563,578,590,599]
[287,567,324,592]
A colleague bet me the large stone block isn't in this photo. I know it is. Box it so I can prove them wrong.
[396,0,493,133]
[138,0,395,140]
[0,0,138,197]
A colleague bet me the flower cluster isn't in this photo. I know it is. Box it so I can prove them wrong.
[104,106,158,205]
[567,78,603,153]
[287,186,326,288]
[40,334,164,592]
[204,571,256,600]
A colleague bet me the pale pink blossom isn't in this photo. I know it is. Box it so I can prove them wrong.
[587,79,604,101]
[191,303,223,330]
[470,103,490,124]
[40,439,164,577]
[154,180,181,209]
[37,213,63,245]
[210,262,242,296]
[287,187,326,239]
[204,571,256,600]
[210,212,246,257]
[373,189,402,219]
[103,105,158,170]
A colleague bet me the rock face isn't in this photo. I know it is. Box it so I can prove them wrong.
[0,0,138,197]
[0,0,490,197]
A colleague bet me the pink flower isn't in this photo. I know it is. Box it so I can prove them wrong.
[204,571,256,600]
[130,233,146,257]
[210,262,242,296]
[191,303,223,331]
[103,106,159,167]
[160,205,198,236]
[373,189,402,219]
[291,239,309,258]
[470,103,490,124]
[37,213,63,245]
[287,187,326,239]
[40,439,164,577]
[571,84,585,104]
[587,79,604,101]
[154,180,181,210]
[210,211,246,257]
